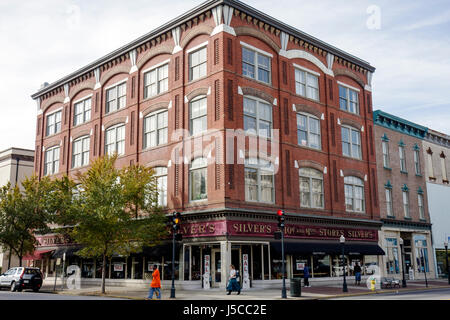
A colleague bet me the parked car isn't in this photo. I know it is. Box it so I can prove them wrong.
[0,267,43,292]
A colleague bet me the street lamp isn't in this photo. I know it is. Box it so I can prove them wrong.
[277,210,287,299]
[444,240,449,285]
[399,238,407,288]
[340,235,348,292]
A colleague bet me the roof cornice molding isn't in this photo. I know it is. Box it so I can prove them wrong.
[32,0,375,101]
[373,109,428,140]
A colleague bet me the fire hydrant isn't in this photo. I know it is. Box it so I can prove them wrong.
[370,279,376,291]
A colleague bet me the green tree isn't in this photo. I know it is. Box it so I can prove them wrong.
[0,176,52,267]
[68,155,166,293]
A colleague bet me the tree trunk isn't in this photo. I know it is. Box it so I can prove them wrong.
[7,247,12,269]
[101,252,106,294]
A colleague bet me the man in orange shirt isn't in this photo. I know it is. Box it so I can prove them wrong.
[147,264,161,300]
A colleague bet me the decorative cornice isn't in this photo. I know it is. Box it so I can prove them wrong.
[32,0,374,101]
[373,110,427,140]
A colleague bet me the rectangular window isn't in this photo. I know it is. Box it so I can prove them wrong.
[155,167,168,207]
[73,98,92,126]
[190,97,207,136]
[297,113,321,149]
[295,68,319,101]
[243,97,272,138]
[418,193,425,219]
[143,110,168,148]
[46,111,62,136]
[344,176,365,213]
[299,168,324,208]
[105,124,125,156]
[441,156,448,181]
[143,64,169,99]
[414,236,429,273]
[399,146,407,172]
[342,126,361,159]
[190,158,207,201]
[44,146,60,176]
[385,188,393,216]
[414,149,421,175]
[244,158,274,203]
[189,47,207,81]
[339,85,359,114]
[427,153,434,177]
[72,136,90,168]
[106,82,127,114]
[402,190,410,218]
[242,47,271,84]
[382,141,390,168]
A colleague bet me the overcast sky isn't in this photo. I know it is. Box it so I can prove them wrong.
[0,0,449,151]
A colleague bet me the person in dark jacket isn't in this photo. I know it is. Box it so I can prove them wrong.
[354,263,362,285]
[303,264,310,287]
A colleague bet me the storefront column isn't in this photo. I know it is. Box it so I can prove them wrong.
[261,245,264,280]
[124,257,128,279]
[189,245,192,281]
[220,241,231,288]
[250,245,254,281]
[108,258,112,279]
[143,257,146,279]
[93,260,96,278]
[131,257,135,279]
[267,245,271,280]
[181,245,185,281]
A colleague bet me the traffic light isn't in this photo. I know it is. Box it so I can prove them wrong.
[277,210,285,229]
[172,212,182,241]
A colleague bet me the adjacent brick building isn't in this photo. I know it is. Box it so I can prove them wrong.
[30,0,383,288]
[373,110,435,280]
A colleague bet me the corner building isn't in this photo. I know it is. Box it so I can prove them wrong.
[31,0,383,288]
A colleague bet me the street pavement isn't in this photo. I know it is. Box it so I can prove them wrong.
[0,279,447,300]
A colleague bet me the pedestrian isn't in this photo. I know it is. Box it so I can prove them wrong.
[303,264,310,287]
[354,262,362,285]
[147,264,161,300]
[226,264,241,295]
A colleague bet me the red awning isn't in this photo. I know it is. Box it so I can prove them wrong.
[23,249,54,261]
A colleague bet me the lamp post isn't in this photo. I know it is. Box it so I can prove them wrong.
[444,240,449,285]
[277,210,287,299]
[340,235,348,292]
[399,238,407,288]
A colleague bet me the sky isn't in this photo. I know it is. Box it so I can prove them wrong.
[0,0,449,151]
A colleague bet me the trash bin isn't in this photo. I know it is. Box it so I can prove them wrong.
[290,278,302,297]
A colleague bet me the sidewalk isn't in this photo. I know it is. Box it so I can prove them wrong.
[40,279,450,300]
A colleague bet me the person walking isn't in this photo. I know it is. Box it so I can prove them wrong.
[303,264,311,287]
[226,265,241,295]
[354,262,362,285]
[147,264,161,300]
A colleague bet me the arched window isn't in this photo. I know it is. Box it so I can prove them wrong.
[344,176,364,213]
[339,83,359,114]
[44,146,60,176]
[73,96,92,126]
[299,168,324,208]
[190,96,207,136]
[154,167,168,207]
[189,158,207,201]
[144,109,168,149]
[143,63,169,99]
[105,123,125,156]
[342,125,361,159]
[297,113,321,149]
[244,157,274,203]
[72,135,90,168]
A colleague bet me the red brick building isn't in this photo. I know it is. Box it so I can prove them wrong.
[31,0,383,288]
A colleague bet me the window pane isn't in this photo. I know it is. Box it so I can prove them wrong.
[245,169,258,201]
[243,98,256,116]
[244,116,257,135]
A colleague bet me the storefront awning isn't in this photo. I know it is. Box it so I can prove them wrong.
[271,242,385,255]
[23,249,54,261]
[52,246,82,259]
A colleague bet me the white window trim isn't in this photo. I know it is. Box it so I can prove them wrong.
[104,78,128,91]
[189,158,208,202]
[243,95,273,138]
[72,135,90,168]
[105,123,126,155]
[189,95,208,136]
[293,63,321,77]
[344,176,365,213]
[44,146,60,176]
[46,107,63,117]
[141,59,171,74]
[244,159,275,204]
[240,41,273,58]
[337,81,360,92]
[296,112,321,150]
[143,109,168,149]
[73,94,93,105]
[186,41,209,54]
[299,168,324,209]
[341,125,362,159]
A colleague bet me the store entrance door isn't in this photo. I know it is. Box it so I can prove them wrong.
[211,249,221,288]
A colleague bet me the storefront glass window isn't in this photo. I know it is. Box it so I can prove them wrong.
[385,238,400,274]
[191,246,201,281]
[184,246,190,281]
[264,245,270,280]
[363,255,379,275]
[332,255,348,277]
[291,254,309,278]
[82,259,94,278]
[414,235,429,273]
[313,254,331,278]
[111,257,126,279]
[348,255,363,276]
[253,245,262,280]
